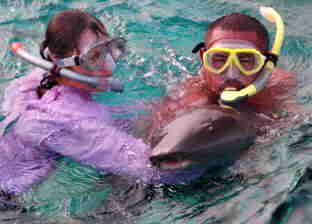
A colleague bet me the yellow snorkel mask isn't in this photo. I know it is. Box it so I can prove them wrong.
[203,48,268,76]
[192,7,285,108]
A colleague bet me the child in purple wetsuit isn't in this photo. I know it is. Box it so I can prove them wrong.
[0,10,206,201]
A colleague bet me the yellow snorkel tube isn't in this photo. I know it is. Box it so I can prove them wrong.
[219,6,285,108]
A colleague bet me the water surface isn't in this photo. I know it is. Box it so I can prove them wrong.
[1,0,312,223]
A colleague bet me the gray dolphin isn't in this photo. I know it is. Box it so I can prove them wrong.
[150,106,256,170]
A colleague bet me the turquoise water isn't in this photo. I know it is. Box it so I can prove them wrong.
[1,0,312,223]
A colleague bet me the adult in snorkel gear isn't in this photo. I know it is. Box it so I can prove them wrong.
[0,10,212,210]
[199,7,283,109]
[150,7,299,170]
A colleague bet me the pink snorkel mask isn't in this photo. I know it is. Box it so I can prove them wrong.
[11,40,125,92]
[46,37,127,73]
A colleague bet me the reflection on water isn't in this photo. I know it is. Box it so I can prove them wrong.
[1,0,312,223]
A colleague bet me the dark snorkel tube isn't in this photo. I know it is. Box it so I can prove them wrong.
[11,42,124,93]
[219,7,285,108]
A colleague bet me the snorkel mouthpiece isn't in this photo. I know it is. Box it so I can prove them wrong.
[219,6,285,108]
[11,42,124,93]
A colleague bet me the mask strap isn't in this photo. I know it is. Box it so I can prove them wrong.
[263,52,278,66]
[40,40,49,60]
[192,42,206,53]
[54,56,80,68]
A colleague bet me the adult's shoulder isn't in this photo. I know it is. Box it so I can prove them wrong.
[270,68,296,85]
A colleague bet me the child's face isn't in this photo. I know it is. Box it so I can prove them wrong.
[55,29,116,92]
[71,29,114,79]
[201,29,264,94]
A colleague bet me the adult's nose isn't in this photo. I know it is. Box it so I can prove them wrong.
[224,63,241,79]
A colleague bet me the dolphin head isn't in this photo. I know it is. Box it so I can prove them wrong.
[150,106,256,170]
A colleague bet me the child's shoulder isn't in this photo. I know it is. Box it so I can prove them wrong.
[8,68,44,91]
[1,68,44,115]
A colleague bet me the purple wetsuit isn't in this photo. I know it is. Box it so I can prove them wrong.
[0,69,206,196]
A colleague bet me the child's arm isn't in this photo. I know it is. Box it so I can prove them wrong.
[15,112,206,185]
[15,113,156,184]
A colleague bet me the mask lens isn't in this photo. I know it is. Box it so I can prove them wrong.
[237,52,258,71]
[82,38,127,71]
[106,38,127,61]
[207,51,229,70]
[88,48,105,66]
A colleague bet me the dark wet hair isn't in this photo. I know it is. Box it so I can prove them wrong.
[205,13,269,51]
[40,9,108,59]
[38,9,109,97]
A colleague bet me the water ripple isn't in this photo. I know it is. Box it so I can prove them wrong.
[1,1,312,223]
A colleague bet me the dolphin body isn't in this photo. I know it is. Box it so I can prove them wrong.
[150,106,257,170]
